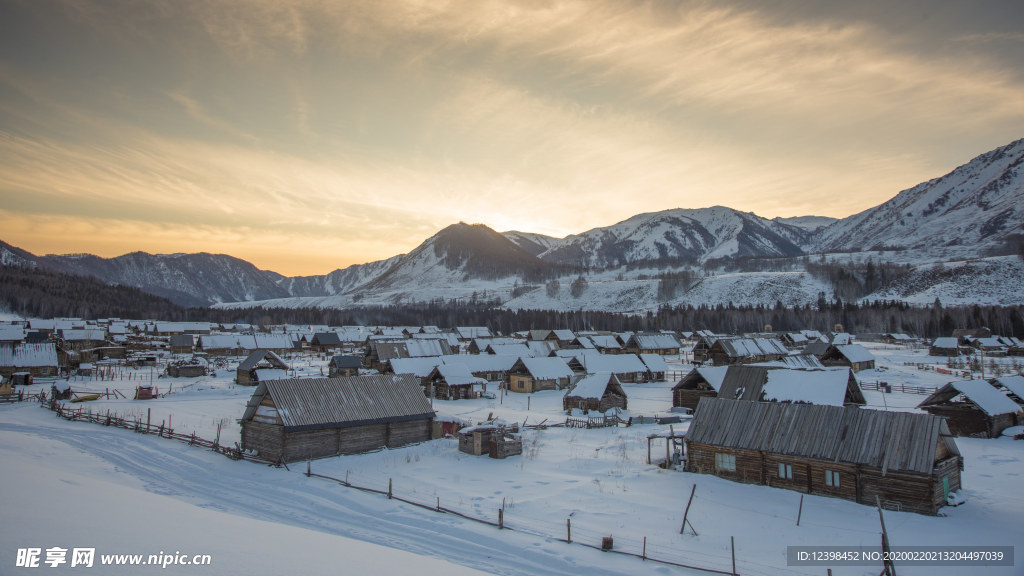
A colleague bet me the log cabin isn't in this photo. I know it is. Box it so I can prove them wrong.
[684,398,963,515]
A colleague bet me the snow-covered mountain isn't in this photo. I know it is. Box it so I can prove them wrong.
[41,252,291,307]
[4,137,1023,311]
[813,138,1024,255]
[537,207,809,268]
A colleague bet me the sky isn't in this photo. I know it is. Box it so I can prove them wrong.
[1,0,1023,276]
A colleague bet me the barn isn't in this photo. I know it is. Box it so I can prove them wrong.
[917,380,1021,438]
[684,398,963,515]
[562,373,627,413]
[929,337,961,357]
[240,374,435,463]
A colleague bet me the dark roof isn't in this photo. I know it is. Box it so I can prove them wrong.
[313,332,342,346]
[169,334,195,347]
[330,355,362,369]
[686,397,958,475]
[237,349,289,371]
[801,342,830,357]
[242,374,434,432]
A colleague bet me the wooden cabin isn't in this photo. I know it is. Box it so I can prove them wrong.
[424,364,485,400]
[507,357,574,393]
[929,337,961,357]
[310,332,343,353]
[328,355,362,378]
[672,366,729,411]
[562,373,627,414]
[685,398,963,515]
[623,333,681,356]
[168,334,195,355]
[820,344,876,373]
[917,380,1021,438]
[457,424,523,459]
[240,374,435,463]
[0,343,59,379]
[706,337,789,366]
[236,350,289,385]
[565,353,648,383]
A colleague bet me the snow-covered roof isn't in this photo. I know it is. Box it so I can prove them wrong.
[390,357,444,378]
[695,366,729,392]
[199,335,240,350]
[444,354,517,374]
[573,353,647,375]
[588,335,621,349]
[565,373,621,399]
[829,333,852,345]
[0,343,59,367]
[628,333,681,350]
[931,337,960,349]
[487,343,534,357]
[61,328,106,341]
[949,380,1020,416]
[0,324,25,341]
[154,322,213,333]
[755,355,825,370]
[761,368,853,407]
[435,364,486,386]
[551,329,575,341]
[974,337,1006,349]
[517,357,574,380]
[456,327,492,339]
[834,344,875,364]
[785,333,808,344]
[992,375,1024,402]
[639,353,668,373]
[715,337,789,358]
[405,339,449,358]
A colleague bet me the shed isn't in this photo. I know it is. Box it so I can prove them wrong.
[917,380,1021,438]
[624,332,681,356]
[168,334,195,354]
[684,398,962,515]
[929,337,961,357]
[328,355,363,378]
[240,374,434,462]
[458,424,523,459]
[0,343,60,378]
[672,366,729,411]
[565,353,648,383]
[706,337,789,365]
[425,364,485,400]
[820,344,876,373]
[638,353,668,381]
[563,373,627,413]
[991,375,1024,404]
[236,350,290,385]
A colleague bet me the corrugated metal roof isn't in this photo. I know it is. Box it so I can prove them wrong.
[242,374,434,432]
[238,350,289,371]
[687,397,955,475]
[0,343,58,367]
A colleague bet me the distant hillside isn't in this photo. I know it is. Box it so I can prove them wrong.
[0,261,184,319]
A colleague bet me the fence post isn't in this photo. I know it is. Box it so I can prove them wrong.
[388,478,392,499]
[796,494,804,526]
[498,508,503,529]
[642,536,647,560]
[567,518,572,542]
[731,536,736,576]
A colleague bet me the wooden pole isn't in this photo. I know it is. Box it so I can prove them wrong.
[567,518,572,543]
[498,508,504,529]
[388,478,393,499]
[876,495,895,576]
[796,494,804,526]
[731,536,736,576]
[680,484,697,535]
[642,536,647,560]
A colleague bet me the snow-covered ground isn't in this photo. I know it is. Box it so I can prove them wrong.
[2,344,1022,575]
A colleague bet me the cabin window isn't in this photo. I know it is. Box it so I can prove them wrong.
[778,463,793,480]
[715,453,736,472]
[825,470,840,487]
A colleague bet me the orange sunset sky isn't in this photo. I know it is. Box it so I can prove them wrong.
[1,0,1023,275]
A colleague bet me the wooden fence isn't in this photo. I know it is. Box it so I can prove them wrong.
[43,399,277,466]
[859,381,936,395]
[304,464,739,576]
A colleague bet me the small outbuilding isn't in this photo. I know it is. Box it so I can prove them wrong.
[507,357,574,393]
[672,366,729,411]
[820,344,876,373]
[328,355,363,378]
[929,337,961,357]
[236,350,290,385]
[457,423,522,459]
[424,364,485,400]
[562,373,627,413]
[917,380,1021,438]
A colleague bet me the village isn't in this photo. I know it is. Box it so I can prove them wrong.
[1,319,1023,575]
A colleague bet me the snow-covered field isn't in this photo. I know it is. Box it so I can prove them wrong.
[2,344,1022,575]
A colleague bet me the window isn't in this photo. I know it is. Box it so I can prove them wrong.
[778,463,793,480]
[825,470,840,487]
[715,453,736,472]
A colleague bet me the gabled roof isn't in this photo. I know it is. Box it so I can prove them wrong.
[639,353,668,372]
[687,398,958,475]
[673,366,730,392]
[992,375,1024,403]
[242,374,434,432]
[487,343,533,357]
[830,344,875,364]
[168,334,195,347]
[432,364,486,387]
[918,380,1021,416]
[0,343,59,368]
[712,337,789,359]
[513,357,574,380]
[588,335,622,349]
[389,356,444,378]
[0,325,25,341]
[931,337,960,349]
[329,355,362,369]
[753,354,825,370]
[627,333,681,350]
[313,332,342,346]
[564,373,626,400]
[456,327,492,339]
[569,353,647,375]
[716,365,864,406]
[238,350,289,371]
